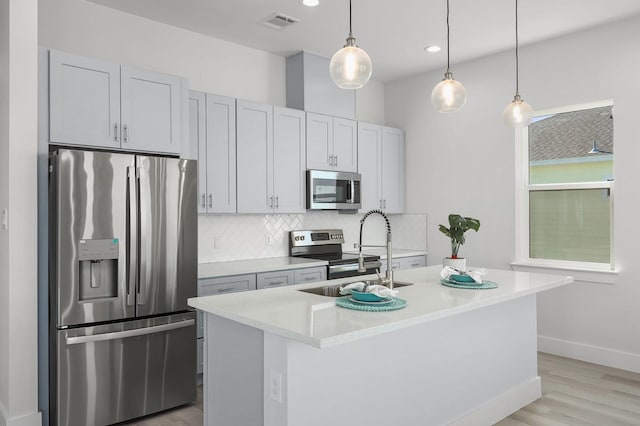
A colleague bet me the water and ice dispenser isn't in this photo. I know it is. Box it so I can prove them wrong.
[78,238,119,300]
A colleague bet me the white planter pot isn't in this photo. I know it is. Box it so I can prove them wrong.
[442,257,466,272]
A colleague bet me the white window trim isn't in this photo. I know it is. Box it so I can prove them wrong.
[513,100,618,282]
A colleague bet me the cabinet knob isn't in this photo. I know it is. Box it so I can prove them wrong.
[114,123,119,142]
[201,194,206,208]
[123,124,129,143]
[208,194,213,208]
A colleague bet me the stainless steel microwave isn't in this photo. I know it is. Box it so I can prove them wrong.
[306,170,361,210]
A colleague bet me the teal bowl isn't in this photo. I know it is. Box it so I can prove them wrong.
[350,290,385,302]
[450,274,475,283]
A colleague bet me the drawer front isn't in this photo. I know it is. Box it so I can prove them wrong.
[198,274,257,296]
[401,255,426,269]
[256,270,294,289]
[379,260,401,272]
[293,267,327,284]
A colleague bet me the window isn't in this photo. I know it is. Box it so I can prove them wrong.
[516,101,614,270]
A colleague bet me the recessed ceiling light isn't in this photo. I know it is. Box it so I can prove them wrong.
[301,0,319,6]
[425,45,441,53]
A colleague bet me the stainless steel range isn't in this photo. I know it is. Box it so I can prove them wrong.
[290,229,381,279]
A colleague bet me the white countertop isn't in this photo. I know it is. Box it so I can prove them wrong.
[198,256,328,279]
[189,265,572,348]
[345,248,427,259]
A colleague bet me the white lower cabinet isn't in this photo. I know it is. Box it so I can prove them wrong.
[196,266,326,375]
[196,274,257,375]
[256,270,294,289]
[294,266,327,284]
[379,255,427,273]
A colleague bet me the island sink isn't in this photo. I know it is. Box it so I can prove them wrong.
[299,281,413,297]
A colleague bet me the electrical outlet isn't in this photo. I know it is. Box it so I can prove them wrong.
[213,235,221,248]
[270,370,282,403]
[265,235,272,246]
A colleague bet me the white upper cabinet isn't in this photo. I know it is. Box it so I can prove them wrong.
[306,112,357,172]
[286,51,356,120]
[237,101,306,214]
[357,122,382,212]
[189,91,237,214]
[49,50,121,149]
[237,100,273,214]
[357,123,405,213]
[49,50,182,155]
[120,66,181,154]
[272,107,306,213]
[381,126,405,213]
[206,94,237,213]
[189,91,207,213]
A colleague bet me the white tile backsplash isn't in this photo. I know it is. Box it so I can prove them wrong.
[198,212,427,263]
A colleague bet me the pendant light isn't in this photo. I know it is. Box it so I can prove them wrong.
[503,0,533,127]
[329,0,372,89]
[431,0,467,113]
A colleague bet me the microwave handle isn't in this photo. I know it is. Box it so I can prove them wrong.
[347,180,353,202]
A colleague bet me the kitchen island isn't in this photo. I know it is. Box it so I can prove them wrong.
[188,265,572,426]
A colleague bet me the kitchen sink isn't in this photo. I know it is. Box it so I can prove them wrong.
[298,280,413,297]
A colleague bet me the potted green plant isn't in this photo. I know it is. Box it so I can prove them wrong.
[438,214,480,271]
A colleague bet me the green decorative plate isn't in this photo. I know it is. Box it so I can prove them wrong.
[335,296,407,312]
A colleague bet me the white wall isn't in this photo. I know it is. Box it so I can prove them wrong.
[385,15,640,371]
[0,0,41,425]
[356,78,385,124]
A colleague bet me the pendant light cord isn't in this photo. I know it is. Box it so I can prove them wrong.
[446,0,451,73]
[349,0,353,36]
[515,0,520,96]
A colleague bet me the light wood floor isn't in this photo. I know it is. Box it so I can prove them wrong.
[121,353,640,425]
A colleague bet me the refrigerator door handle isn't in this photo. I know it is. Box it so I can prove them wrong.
[65,319,195,345]
[137,165,146,306]
[126,166,138,307]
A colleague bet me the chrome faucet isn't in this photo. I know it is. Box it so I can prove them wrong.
[357,209,393,289]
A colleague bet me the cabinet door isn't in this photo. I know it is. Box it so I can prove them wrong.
[273,107,306,213]
[189,91,207,213]
[381,126,405,213]
[293,267,327,284]
[333,117,358,172]
[120,66,181,154]
[306,112,333,170]
[357,122,382,211]
[237,100,273,213]
[256,270,294,289]
[206,94,237,213]
[49,50,121,149]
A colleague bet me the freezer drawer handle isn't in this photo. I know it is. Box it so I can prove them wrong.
[65,319,195,345]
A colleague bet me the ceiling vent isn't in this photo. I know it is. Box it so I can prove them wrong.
[260,13,300,30]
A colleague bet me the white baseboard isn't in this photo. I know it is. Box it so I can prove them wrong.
[0,401,41,426]
[538,335,640,373]
[450,377,541,426]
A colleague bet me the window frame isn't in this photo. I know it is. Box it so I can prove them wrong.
[514,100,615,273]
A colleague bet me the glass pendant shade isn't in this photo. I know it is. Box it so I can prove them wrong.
[431,72,467,112]
[330,40,372,89]
[502,95,533,127]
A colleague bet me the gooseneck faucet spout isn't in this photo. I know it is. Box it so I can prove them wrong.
[357,209,393,289]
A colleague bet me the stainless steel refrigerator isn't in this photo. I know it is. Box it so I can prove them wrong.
[49,148,197,426]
